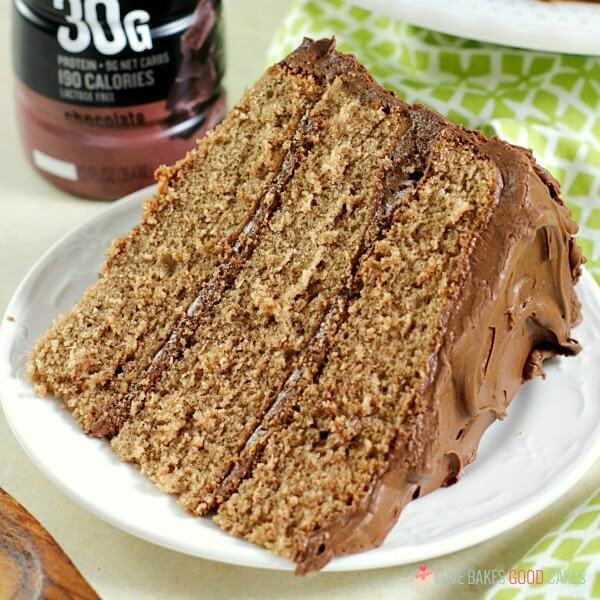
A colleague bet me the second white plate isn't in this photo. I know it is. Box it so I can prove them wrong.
[354,0,600,56]
[1,186,600,571]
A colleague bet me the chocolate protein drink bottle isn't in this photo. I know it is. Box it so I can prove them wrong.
[13,0,225,199]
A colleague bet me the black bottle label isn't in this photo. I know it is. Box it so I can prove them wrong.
[13,0,225,110]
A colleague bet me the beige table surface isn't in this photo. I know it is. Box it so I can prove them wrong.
[0,2,598,599]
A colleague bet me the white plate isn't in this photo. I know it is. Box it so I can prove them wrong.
[354,0,600,56]
[1,186,600,572]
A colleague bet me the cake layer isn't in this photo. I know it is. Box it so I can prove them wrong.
[214,129,582,572]
[109,72,414,514]
[28,57,324,428]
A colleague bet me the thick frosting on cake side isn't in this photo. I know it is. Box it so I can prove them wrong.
[295,133,583,574]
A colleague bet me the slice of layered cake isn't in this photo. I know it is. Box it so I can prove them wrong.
[29,39,583,573]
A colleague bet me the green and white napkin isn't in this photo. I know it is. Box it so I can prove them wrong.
[485,489,600,599]
[268,0,600,284]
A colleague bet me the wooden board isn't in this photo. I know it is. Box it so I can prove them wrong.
[0,487,98,600]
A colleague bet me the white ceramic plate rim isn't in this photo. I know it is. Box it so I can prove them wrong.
[1,185,599,572]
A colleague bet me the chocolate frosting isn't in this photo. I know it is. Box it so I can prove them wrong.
[295,130,583,574]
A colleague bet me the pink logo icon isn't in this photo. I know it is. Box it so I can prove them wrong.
[413,564,433,583]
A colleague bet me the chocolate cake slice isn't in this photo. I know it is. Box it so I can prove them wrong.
[29,39,583,573]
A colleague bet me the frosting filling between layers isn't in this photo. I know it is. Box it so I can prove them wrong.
[214,128,508,565]
[212,105,450,506]
[107,64,421,514]
[89,107,317,437]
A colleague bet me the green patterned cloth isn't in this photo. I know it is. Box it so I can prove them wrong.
[269,0,600,284]
[485,489,600,599]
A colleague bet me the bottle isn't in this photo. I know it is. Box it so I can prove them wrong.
[12,0,225,200]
